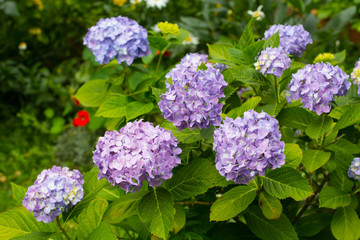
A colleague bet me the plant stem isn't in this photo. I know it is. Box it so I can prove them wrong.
[274,76,280,104]
[320,134,345,150]
[155,44,170,78]
[56,216,71,240]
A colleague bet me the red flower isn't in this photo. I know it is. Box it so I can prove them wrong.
[72,110,90,127]
[164,50,170,57]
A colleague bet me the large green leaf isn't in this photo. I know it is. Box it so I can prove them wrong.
[259,191,283,220]
[164,159,217,201]
[325,138,360,155]
[171,204,186,234]
[302,150,331,172]
[226,96,262,119]
[287,0,304,12]
[319,186,352,209]
[258,101,285,117]
[294,213,332,237]
[77,199,109,240]
[244,40,265,61]
[277,107,315,130]
[228,48,252,65]
[305,115,333,141]
[331,206,360,240]
[75,79,108,107]
[95,96,129,118]
[87,221,117,240]
[237,18,254,50]
[333,104,360,131]
[245,206,299,240]
[263,32,280,49]
[329,104,353,120]
[330,170,354,193]
[223,66,269,85]
[126,102,154,121]
[261,167,313,201]
[208,43,235,65]
[324,6,356,35]
[210,185,257,221]
[283,143,302,168]
[138,188,175,240]
[11,183,27,206]
[161,121,202,144]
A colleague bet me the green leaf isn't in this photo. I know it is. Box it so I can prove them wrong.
[277,107,315,130]
[258,101,285,117]
[334,50,346,64]
[77,199,109,240]
[333,104,360,131]
[0,207,58,239]
[126,102,154,121]
[259,192,283,220]
[210,185,257,221]
[319,186,352,209]
[96,186,124,201]
[245,206,299,240]
[148,36,169,51]
[87,221,117,240]
[331,206,360,240]
[244,40,265,62]
[288,0,304,12]
[226,96,262,119]
[104,191,147,224]
[228,48,252,65]
[238,18,255,49]
[330,170,354,193]
[138,188,175,240]
[11,183,27,205]
[324,6,357,35]
[161,121,202,143]
[325,138,360,155]
[11,232,58,239]
[261,167,313,201]
[151,87,166,102]
[294,213,332,237]
[75,80,108,107]
[200,126,215,143]
[208,43,235,65]
[329,104,353,120]
[283,143,302,168]
[171,204,186,234]
[305,115,333,140]
[95,96,129,118]
[263,32,280,49]
[223,66,269,85]
[164,159,218,201]
[302,150,331,172]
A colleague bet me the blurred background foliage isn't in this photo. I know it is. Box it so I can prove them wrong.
[1,0,360,211]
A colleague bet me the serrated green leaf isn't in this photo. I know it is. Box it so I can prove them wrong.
[284,143,302,168]
[329,104,353,120]
[226,96,262,119]
[96,186,124,201]
[126,102,154,121]
[210,185,257,221]
[263,32,280,49]
[228,48,252,65]
[75,80,108,107]
[87,221,117,240]
[77,199,109,240]
[164,159,217,201]
[138,188,175,240]
[238,18,255,50]
[261,167,313,201]
[11,231,58,239]
[95,96,129,118]
[294,213,332,237]
[11,183,27,206]
[325,138,360,154]
[244,40,265,61]
[277,107,315,130]
[224,66,269,85]
[245,206,299,240]
[334,50,346,64]
[200,126,214,143]
[319,186,352,209]
[208,43,235,64]
[259,192,282,220]
[330,170,354,193]
[161,121,202,143]
[171,204,186,234]
[305,115,333,140]
[302,150,331,172]
[333,103,360,131]
[257,101,285,117]
[331,206,360,240]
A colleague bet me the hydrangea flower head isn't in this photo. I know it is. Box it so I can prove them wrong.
[159,53,228,131]
[313,53,335,64]
[23,166,84,223]
[213,110,285,184]
[145,0,167,9]
[83,16,151,65]
[348,158,360,181]
[254,47,291,77]
[264,24,312,57]
[351,59,360,95]
[93,120,181,192]
[157,22,179,36]
[287,62,350,115]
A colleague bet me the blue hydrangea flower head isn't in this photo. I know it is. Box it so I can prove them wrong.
[351,59,360,95]
[264,24,312,57]
[23,166,84,223]
[93,120,182,192]
[287,62,350,115]
[159,53,228,131]
[254,47,291,77]
[348,158,360,181]
[213,110,285,185]
[83,16,151,65]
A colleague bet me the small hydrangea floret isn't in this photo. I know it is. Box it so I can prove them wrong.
[23,166,84,223]
[351,59,360,95]
[264,24,312,57]
[158,53,228,131]
[213,110,285,184]
[83,16,150,65]
[287,62,350,115]
[348,158,360,181]
[254,47,291,77]
[93,120,182,192]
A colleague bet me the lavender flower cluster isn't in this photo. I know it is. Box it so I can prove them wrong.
[23,166,84,223]
[264,24,312,57]
[159,53,228,131]
[213,110,285,185]
[287,62,350,115]
[254,47,291,77]
[348,158,360,181]
[83,16,151,65]
[93,120,181,192]
[351,59,360,95]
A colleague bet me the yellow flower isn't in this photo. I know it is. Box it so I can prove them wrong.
[157,21,180,36]
[29,27,42,35]
[216,3,222,8]
[31,0,43,10]
[18,42,27,50]
[313,53,335,63]
[113,0,127,7]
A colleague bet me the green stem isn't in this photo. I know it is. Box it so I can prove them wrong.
[274,76,279,104]
[155,44,170,79]
[56,216,71,240]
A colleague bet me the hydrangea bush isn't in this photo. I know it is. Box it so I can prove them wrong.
[4,12,360,240]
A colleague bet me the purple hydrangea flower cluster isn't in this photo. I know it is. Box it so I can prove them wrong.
[159,53,228,131]
[23,166,84,223]
[254,47,291,77]
[348,158,360,181]
[83,16,151,65]
[213,110,285,185]
[264,24,312,57]
[351,59,360,95]
[214,63,228,72]
[287,62,350,115]
[93,120,181,192]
